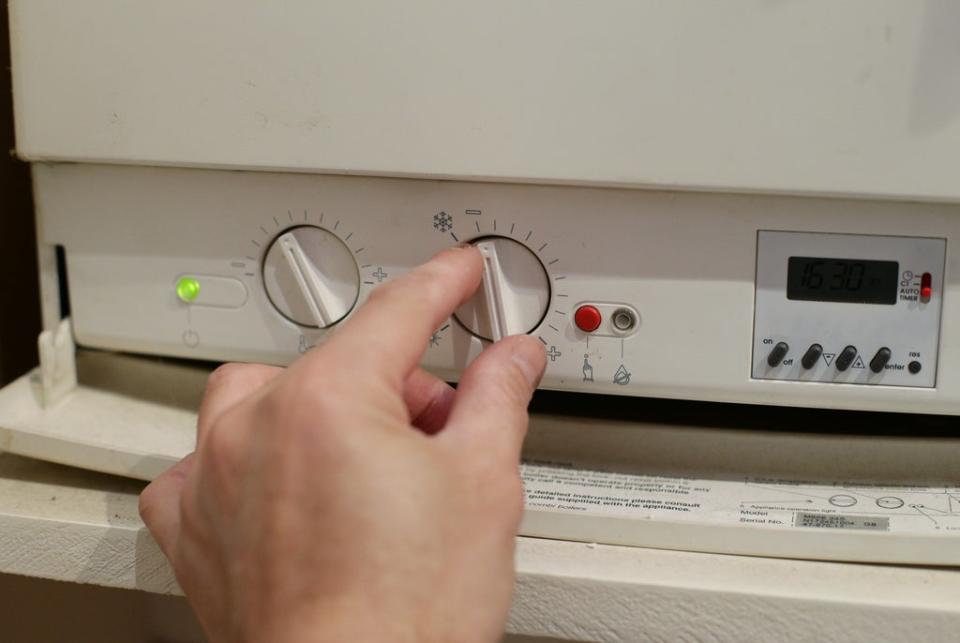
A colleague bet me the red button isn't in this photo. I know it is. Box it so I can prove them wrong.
[574,305,602,332]
[921,272,932,300]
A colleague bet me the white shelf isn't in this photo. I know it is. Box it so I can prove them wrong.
[5,350,960,565]
[0,351,196,480]
[0,452,177,594]
[0,452,957,641]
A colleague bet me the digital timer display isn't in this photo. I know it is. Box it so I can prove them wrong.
[786,257,898,305]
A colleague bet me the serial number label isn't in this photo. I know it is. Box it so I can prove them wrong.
[795,513,889,531]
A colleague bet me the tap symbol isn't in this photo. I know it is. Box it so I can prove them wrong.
[582,354,594,382]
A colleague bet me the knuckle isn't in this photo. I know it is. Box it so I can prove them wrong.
[201,417,243,469]
[205,362,278,394]
[206,362,249,388]
[255,384,348,452]
[266,378,333,425]
[138,484,159,524]
[196,431,245,507]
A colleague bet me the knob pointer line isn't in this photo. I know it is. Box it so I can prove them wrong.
[455,237,551,343]
[477,241,509,342]
[278,231,337,328]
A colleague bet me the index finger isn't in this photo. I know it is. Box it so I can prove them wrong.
[298,244,482,388]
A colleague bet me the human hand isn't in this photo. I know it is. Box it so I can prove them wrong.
[139,245,546,643]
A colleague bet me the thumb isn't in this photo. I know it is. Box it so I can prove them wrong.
[441,335,546,466]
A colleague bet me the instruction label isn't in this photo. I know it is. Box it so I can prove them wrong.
[521,462,960,535]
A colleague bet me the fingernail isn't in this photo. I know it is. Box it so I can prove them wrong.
[511,338,547,388]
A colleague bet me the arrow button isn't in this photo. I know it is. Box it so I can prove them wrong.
[801,344,823,369]
[836,345,858,372]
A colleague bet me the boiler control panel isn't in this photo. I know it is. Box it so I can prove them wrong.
[33,163,960,415]
[752,232,946,388]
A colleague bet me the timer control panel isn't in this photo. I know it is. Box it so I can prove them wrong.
[753,231,946,388]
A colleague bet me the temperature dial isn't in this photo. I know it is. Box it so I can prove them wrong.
[262,226,360,328]
[454,237,550,341]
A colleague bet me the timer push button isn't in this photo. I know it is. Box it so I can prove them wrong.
[869,347,892,373]
[766,341,789,367]
[574,305,603,333]
[801,343,823,370]
[835,345,858,372]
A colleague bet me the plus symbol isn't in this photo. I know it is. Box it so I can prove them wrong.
[372,267,388,282]
[546,346,562,362]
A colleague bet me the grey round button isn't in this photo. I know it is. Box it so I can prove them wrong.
[612,309,637,332]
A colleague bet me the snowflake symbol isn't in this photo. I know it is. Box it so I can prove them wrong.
[433,211,453,233]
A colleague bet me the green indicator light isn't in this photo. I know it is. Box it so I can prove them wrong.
[176,277,201,303]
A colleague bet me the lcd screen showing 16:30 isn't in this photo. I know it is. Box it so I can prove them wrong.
[786,257,899,305]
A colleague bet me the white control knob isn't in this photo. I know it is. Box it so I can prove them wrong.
[262,226,360,328]
[454,237,550,341]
